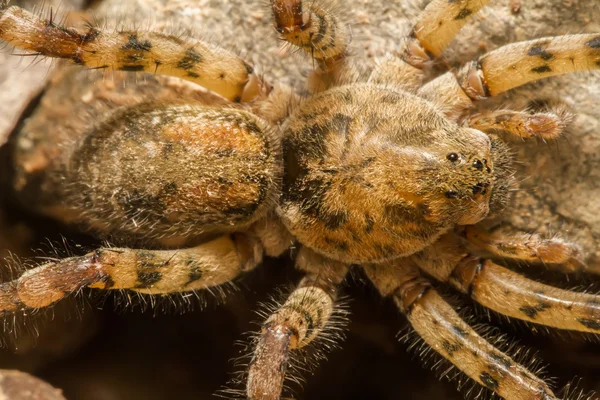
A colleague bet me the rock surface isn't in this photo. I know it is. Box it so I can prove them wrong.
[0,370,66,400]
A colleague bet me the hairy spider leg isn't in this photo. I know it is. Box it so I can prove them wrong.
[467,109,572,140]
[0,4,269,102]
[412,233,600,333]
[370,0,491,92]
[364,261,557,400]
[246,248,348,400]
[270,0,351,92]
[421,34,600,119]
[0,234,262,313]
[449,257,600,333]
[464,225,587,274]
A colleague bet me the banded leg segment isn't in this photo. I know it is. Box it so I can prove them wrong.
[449,257,600,333]
[413,232,600,332]
[464,225,586,273]
[364,261,556,400]
[0,234,262,313]
[271,0,351,91]
[467,110,571,140]
[370,0,489,91]
[419,34,600,118]
[458,34,600,100]
[0,4,268,102]
[407,0,491,62]
[247,248,348,400]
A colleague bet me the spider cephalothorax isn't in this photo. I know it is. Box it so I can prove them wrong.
[280,84,504,263]
[0,0,599,399]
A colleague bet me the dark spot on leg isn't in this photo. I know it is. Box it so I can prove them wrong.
[479,372,499,390]
[136,271,162,288]
[519,305,539,319]
[127,54,142,62]
[243,61,254,74]
[379,92,403,104]
[122,34,152,52]
[242,120,263,135]
[531,65,552,74]
[102,274,116,289]
[82,28,100,42]
[454,9,473,20]
[451,325,468,338]
[186,260,204,285]
[177,48,203,70]
[527,44,554,61]
[578,318,600,330]
[324,237,349,252]
[137,251,167,269]
[329,113,352,137]
[72,54,84,65]
[162,182,178,195]
[302,309,315,339]
[187,72,200,78]
[442,340,462,356]
[585,36,600,49]
[312,13,328,44]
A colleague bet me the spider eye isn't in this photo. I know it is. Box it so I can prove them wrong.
[446,152,459,162]
[472,159,484,170]
[445,190,458,199]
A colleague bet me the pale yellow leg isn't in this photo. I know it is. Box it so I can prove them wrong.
[0,234,262,313]
[246,247,348,400]
[458,35,600,99]
[364,260,557,400]
[419,35,600,119]
[0,4,268,102]
[449,256,600,333]
[370,0,491,92]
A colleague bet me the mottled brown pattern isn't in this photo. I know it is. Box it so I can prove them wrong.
[0,0,599,399]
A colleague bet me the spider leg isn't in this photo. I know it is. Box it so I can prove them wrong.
[467,109,571,140]
[420,34,600,118]
[370,0,491,91]
[364,261,557,400]
[247,247,348,400]
[0,4,268,102]
[413,233,600,333]
[463,225,587,274]
[270,0,351,92]
[449,256,600,333]
[0,234,262,313]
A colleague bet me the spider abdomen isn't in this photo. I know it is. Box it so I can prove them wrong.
[14,103,282,247]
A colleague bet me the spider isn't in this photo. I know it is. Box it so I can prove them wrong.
[0,0,599,398]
